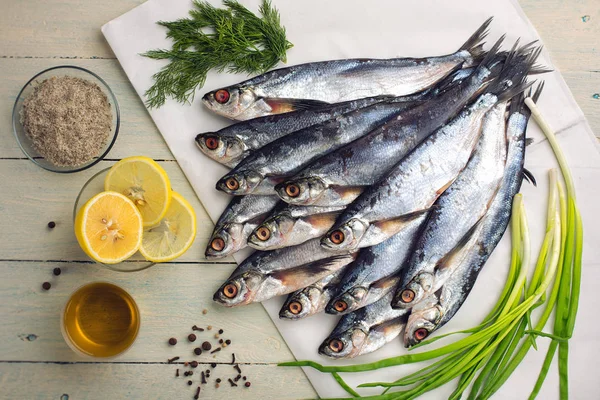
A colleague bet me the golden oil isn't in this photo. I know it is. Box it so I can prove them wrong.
[62,282,140,358]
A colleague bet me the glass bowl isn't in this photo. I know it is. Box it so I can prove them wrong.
[12,65,120,173]
[73,168,155,272]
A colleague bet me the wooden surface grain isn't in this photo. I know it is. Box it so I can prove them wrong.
[0,0,598,399]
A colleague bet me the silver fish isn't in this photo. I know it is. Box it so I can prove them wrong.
[248,205,345,250]
[215,99,424,196]
[279,268,346,320]
[319,292,409,359]
[213,239,357,307]
[274,48,508,207]
[321,48,532,251]
[392,99,509,309]
[403,85,543,347]
[202,19,492,120]
[326,214,427,315]
[195,96,392,168]
[205,195,280,259]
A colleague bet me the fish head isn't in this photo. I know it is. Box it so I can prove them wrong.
[213,271,263,307]
[247,215,295,250]
[275,177,327,205]
[403,305,443,347]
[216,170,263,195]
[326,287,368,315]
[319,327,369,359]
[321,218,367,251]
[202,86,258,120]
[393,272,434,309]
[205,223,244,259]
[279,287,320,320]
[195,133,245,166]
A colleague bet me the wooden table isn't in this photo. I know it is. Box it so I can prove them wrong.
[0,1,598,399]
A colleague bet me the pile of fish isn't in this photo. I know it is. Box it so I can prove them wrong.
[197,18,547,359]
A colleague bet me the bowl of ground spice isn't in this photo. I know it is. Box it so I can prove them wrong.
[12,65,120,173]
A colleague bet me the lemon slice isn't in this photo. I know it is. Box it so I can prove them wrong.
[139,192,197,262]
[104,156,172,227]
[75,191,143,264]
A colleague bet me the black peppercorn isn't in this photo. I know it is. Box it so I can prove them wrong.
[53,267,61,276]
[42,282,51,290]
[168,338,177,346]
[201,341,211,351]
[194,347,202,356]
[48,221,56,229]
[245,382,251,388]
[188,333,197,342]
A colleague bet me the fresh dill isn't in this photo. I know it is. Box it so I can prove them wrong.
[143,0,293,108]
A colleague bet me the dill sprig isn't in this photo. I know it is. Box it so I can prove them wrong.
[143,0,293,108]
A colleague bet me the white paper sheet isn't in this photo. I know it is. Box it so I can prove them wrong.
[102,1,600,398]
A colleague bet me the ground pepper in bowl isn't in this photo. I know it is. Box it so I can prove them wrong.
[21,76,112,167]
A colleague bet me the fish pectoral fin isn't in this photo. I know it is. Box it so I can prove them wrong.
[371,209,430,237]
[263,97,331,113]
[522,168,537,187]
[434,217,486,274]
[525,137,535,147]
[329,185,366,204]
[371,274,401,291]
[269,255,355,286]
[371,316,408,336]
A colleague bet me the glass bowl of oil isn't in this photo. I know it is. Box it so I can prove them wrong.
[61,282,140,358]
[73,167,155,272]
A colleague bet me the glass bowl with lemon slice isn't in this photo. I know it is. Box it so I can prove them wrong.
[73,156,197,272]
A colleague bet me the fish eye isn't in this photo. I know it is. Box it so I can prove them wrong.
[256,226,271,241]
[333,300,348,312]
[288,301,303,315]
[205,136,220,150]
[414,328,429,341]
[400,289,416,303]
[328,339,344,353]
[285,183,301,198]
[214,89,230,104]
[225,177,240,190]
[223,283,238,298]
[210,237,225,251]
[330,230,345,244]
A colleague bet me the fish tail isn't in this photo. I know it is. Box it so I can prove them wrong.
[508,81,544,117]
[459,17,493,62]
[475,34,506,75]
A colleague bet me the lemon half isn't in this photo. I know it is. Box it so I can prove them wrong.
[104,156,171,227]
[75,191,143,264]
[139,192,197,262]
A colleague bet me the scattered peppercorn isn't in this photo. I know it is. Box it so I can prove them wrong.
[47,221,56,229]
[225,340,231,345]
[219,339,224,344]
[210,348,221,354]
[188,333,197,342]
[42,282,51,290]
[222,343,228,348]
[201,342,212,351]
[210,363,216,368]
[216,378,222,383]
[215,383,220,389]
[184,362,189,367]
[53,267,61,276]
[218,329,224,334]
[202,309,208,315]
[244,382,251,388]
[167,356,180,363]
[205,369,210,374]
[168,338,177,346]
[194,347,202,356]
[187,380,193,386]
[190,361,198,368]
[207,326,213,331]
[214,334,220,339]
[184,371,191,377]
[228,378,238,387]
[243,376,246,381]
[234,375,241,382]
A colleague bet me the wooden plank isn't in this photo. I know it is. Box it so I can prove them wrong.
[562,70,600,137]
[0,159,233,263]
[0,0,144,58]
[0,362,317,399]
[0,58,176,160]
[0,261,299,364]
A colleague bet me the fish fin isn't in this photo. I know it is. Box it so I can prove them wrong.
[475,34,505,74]
[523,168,537,186]
[459,17,493,62]
[436,178,456,195]
[525,138,535,147]
[434,217,485,274]
[371,274,401,291]
[371,209,431,237]
[304,212,342,231]
[270,255,357,286]
[370,316,407,336]
[328,185,366,204]
[531,81,545,102]
[263,97,331,113]
[434,62,467,93]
